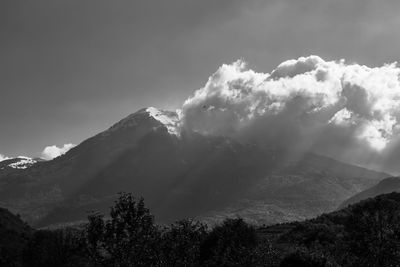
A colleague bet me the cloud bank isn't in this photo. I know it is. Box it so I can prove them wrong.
[180,56,400,173]
[41,144,76,160]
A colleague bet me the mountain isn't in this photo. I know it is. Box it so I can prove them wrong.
[198,153,388,225]
[339,176,400,209]
[0,107,388,227]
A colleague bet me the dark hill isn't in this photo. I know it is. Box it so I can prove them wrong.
[339,176,400,209]
[259,192,400,266]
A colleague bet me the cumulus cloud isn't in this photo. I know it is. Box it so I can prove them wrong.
[0,154,11,162]
[41,143,76,160]
[180,56,400,173]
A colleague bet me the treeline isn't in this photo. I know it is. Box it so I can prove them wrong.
[2,192,400,266]
[18,193,279,267]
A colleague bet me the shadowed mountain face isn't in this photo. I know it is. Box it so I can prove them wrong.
[198,153,388,225]
[340,177,400,209]
[0,108,388,227]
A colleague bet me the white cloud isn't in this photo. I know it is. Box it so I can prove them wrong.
[41,143,76,160]
[0,154,11,162]
[179,55,400,172]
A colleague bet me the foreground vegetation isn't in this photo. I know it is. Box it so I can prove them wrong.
[2,192,400,266]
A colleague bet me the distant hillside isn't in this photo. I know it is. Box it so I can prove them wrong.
[340,177,400,209]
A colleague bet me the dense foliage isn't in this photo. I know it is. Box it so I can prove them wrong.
[0,208,32,267]
[2,192,400,266]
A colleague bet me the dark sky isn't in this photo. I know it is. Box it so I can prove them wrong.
[1,0,400,157]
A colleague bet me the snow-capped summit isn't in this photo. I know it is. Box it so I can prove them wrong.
[0,156,40,170]
[9,157,37,169]
[105,107,180,136]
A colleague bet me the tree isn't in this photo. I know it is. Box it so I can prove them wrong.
[160,219,207,266]
[22,228,87,267]
[200,218,258,266]
[251,238,281,267]
[344,194,400,266]
[86,212,106,265]
[85,192,161,266]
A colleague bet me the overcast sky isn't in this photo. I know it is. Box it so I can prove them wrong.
[1,0,400,157]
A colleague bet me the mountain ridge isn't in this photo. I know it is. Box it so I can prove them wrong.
[0,107,389,227]
[340,176,400,209]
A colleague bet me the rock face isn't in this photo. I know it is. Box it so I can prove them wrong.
[340,177,400,209]
[0,107,388,227]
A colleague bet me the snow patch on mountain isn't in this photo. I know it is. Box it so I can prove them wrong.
[104,107,180,136]
[7,157,37,169]
[146,107,180,135]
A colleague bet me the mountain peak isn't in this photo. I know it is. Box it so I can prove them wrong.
[106,107,180,136]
